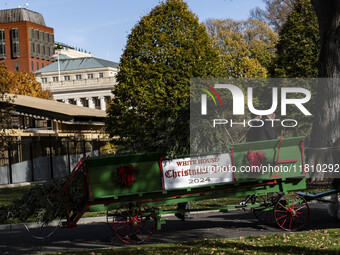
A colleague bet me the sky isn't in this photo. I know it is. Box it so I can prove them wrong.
[0,0,266,63]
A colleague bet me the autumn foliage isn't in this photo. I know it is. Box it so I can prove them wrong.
[205,18,278,78]
[0,64,52,152]
[0,64,52,99]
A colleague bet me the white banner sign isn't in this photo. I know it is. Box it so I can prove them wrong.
[161,154,234,190]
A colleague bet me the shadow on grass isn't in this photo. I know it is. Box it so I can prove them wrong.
[75,239,339,255]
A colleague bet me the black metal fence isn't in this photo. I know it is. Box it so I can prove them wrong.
[0,136,111,185]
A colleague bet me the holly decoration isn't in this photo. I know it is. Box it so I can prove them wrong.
[117,165,135,186]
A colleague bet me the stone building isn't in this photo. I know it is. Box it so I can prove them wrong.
[35,56,118,111]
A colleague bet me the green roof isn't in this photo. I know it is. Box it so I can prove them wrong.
[35,57,119,74]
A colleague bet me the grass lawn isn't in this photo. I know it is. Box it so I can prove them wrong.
[0,185,32,207]
[45,229,340,255]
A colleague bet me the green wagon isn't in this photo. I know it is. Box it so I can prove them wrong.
[56,134,338,244]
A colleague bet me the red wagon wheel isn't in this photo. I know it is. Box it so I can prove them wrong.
[274,194,310,231]
[107,203,156,244]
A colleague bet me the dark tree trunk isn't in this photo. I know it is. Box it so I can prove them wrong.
[308,1,340,180]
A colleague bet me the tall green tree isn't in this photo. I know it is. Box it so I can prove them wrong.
[272,0,319,78]
[105,0,224,156]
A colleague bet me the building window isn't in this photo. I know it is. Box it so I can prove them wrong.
[14,61,19,71]
[0,43,5,59]
[68,99,76,105]
[93,97,100,109]
[36,43,40,55]
[42,63,44,68]
[87,73,93,79]
[75,74,82,80]
[52,76,59,82]
[41,77,47,83]
[29,28,33,39]
[64,75,70,81]
[105,96,111,103]
[30,42,35,55]
[11,28,19,39]
[11,28,20,58]
[40,44,44,58]
[98,73,104,78]
[0,30,5,41]
[0,29,6,59]
[31,61,34,71]
[81,98,89,107]
[36,62,39,70]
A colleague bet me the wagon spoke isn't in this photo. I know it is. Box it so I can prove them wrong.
[138,222,153,235]
[277,202,289,211]
[294,204,306,212]
[289,216,293,230]
[115,223,129,230]
[123,203,133,219]
[135,204,141,218]
[284,195,291,210]
[279,219,287,228]
[294,215,303,222]
[276,214,288,221]
[292,197,302,209]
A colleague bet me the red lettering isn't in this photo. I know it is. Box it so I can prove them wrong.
[165,170,173,178]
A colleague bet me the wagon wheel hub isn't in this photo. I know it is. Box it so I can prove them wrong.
[290,209,297,216]
[129,217,140,226]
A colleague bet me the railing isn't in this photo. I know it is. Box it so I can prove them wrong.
[41,77,117,92]
[0,137,111,185]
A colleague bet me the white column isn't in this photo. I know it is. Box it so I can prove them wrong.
[88,97,95,109]
[63,99,69,104]
[76,98,82,107]
[100,97,106,111]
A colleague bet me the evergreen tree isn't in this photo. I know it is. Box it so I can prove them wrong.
[106,0,224,156]
[273,0,319,78]
[268,0,319,139]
